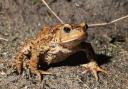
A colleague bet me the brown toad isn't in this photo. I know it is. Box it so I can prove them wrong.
[15,22,108,81]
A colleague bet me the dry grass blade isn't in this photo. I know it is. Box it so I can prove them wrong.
[41,0,64,24]
[41,0,128,28]
[0,37,8,41]
[88,15,128,28]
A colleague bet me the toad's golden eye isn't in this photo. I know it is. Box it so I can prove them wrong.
[63,27,71,33]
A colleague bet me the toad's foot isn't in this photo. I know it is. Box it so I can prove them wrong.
[31,70,52,81]
[81,62,108,81]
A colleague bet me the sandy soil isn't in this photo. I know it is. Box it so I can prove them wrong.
[0,0,128,89]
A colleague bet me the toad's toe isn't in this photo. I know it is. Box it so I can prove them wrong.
[31,70,52,81]
[81,62,109,81]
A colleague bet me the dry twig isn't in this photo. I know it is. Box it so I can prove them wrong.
[0,37,8,41]
[41,0,128,27]
[88,15,128,28]
[41,0,64,24]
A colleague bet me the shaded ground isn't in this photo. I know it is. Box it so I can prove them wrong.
[0,0,128,89]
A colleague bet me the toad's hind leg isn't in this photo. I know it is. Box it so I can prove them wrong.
[80,42,109,81]
[15,42,32,74]
[29,52,51,81]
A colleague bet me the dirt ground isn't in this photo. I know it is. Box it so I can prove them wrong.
[0,0,128,89]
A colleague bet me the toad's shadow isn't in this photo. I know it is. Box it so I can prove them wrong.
[46,51,112,68]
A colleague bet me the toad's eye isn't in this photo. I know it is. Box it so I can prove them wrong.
[63,27,71,33]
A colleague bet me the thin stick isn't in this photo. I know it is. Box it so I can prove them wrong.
[41,0,128,28]
[0,37,8,41]
[88,15,128,28]
[41,0,64,24]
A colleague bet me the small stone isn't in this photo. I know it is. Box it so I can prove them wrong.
[74,3,80,7]
[24,86,28,89]
[1,71,6,75]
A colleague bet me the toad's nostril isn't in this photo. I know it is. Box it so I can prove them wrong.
[86,24,88,29]
[83,24,88,32]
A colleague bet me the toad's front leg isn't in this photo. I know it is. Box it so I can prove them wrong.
[29,51,51,81]
[15,52,24,74]
[80,42,108,81]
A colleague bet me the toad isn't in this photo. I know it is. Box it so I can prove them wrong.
[15,22,108,81]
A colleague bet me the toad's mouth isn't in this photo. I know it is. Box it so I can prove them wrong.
[61,35,86,44]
